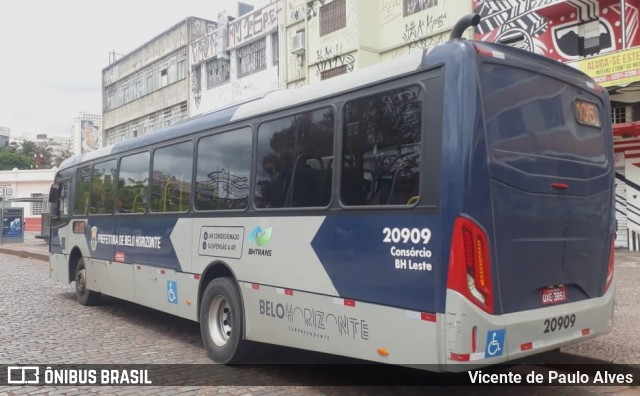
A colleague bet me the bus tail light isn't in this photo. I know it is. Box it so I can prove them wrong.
[448,217,494,314]
[604,235,615,293]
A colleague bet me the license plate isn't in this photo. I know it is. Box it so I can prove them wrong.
[540,285,567,305]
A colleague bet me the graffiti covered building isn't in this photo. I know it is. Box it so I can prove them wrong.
[283,0,472,87]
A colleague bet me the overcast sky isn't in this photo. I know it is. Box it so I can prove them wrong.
[0,0,268,138]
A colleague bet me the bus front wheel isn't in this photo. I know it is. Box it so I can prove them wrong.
[75,257,101,306]
[200,277,249,364]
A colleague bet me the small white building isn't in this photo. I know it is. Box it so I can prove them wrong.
[0,168,56,232]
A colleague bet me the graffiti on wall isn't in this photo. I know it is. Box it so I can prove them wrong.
[190,31,221,66]
[191,66,202,109]
[403,0,438,17]
[392,31,447,58]
[402,12,447,42]
[389,11,448,58]
[315,53,355,77]
[228,2,281,49]
[316,44,343,61]
[382,0,403,26]
[474,0,640,62]
[289,1,306,23]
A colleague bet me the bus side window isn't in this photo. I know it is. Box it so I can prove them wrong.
[60,180,70,216]
[195,128,251,211]
[340,86,422,207]
[151,141,193,213]
[90,160,117,214]
[73,167,92,216]
[255,108,334,208]
[117,152,150,214]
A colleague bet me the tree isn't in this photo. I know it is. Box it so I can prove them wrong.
[0,151,32,170]
[52,148,74,167]
[19,140,37,158]
[32,144,53,169]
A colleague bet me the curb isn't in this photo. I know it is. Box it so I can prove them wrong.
[0,247,49,262]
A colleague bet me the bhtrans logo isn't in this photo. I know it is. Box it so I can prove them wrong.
[248,226,273,256]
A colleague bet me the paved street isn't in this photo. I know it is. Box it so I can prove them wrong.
[0,237,638,394]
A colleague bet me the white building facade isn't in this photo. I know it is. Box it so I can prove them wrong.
[0,168,56,232]
[189,1,285,115]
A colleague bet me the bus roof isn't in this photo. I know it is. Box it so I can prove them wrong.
[58,49,426,172]
[58,39,596,173]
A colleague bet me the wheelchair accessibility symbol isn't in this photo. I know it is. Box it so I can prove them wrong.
[167,281,178,304]
[485,329,505,357]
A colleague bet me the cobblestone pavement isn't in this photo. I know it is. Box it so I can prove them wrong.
[0,246,638,395]
[561,250,640,365]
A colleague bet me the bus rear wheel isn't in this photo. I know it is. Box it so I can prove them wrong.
[200,277,249,363]
[75,257,101,306]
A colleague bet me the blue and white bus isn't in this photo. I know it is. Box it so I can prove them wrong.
[48,15,615,370]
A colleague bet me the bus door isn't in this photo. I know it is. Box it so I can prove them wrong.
[48,177,72,282]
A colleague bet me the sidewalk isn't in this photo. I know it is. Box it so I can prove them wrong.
[1,233,638,367]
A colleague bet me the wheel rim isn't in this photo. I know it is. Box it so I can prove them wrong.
[208,295,232,346]
[76,268,86,297]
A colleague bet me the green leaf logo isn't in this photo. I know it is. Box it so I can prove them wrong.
[249,226,272,246]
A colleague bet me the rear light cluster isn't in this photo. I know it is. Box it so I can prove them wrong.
[448,217,494,314]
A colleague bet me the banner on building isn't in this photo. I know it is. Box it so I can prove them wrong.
[573,47,640,87]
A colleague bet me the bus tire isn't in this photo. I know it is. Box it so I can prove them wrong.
[200,277,249,364]
[75,257,101,306]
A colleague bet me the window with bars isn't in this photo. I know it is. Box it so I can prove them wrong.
[207,58,230,89]
[320,0,346,36]
[612,106,627,124]
[237,38,267,78]
[31,193,44,215]
[321,65,348,80]
[403,0,438,17]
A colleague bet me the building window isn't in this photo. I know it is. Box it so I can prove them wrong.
[612,106,627,124]
[632,103,640,122]
[403,0,438,17]
[320,0,346,36]
[31,193,44,215]
[321,65,348,80]
[161,69,168,87]
[178,60,187,80]
[272,32,279,66]
[237,38,267,78]
[207,58,230,89]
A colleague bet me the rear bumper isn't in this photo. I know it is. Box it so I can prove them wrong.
[443,281,615,371]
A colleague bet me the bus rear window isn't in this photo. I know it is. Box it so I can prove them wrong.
[480,64,605,165]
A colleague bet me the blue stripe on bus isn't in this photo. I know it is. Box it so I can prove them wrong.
[311,214,440,313]
[86,217,182,271]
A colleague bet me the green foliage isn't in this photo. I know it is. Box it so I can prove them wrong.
[0,151,32,170]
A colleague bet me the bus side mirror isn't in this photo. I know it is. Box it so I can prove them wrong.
[49,183,60,203]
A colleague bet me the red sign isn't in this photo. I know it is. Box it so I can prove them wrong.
[540,285,567,305]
